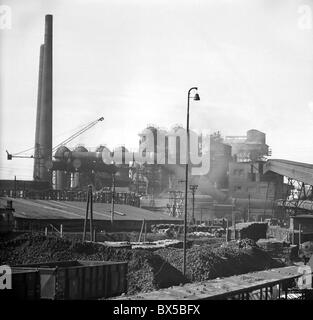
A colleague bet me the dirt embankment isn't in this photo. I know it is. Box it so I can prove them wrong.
[0,233,284,295]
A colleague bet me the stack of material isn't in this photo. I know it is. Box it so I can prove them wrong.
[267,226,290,242]
[151,224,218,234]
[257,239,284,253]
[93,239,184,250]
[229,222,268,241]
[131,239,183,250]
[257,239,298,262]
[299,241,313,260]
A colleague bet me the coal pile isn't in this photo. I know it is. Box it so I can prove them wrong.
[230,222,268,241]
[155,244,284,282]
[0,233,284,296]
[0,233,186,295]
[257,239,298,263]
[238,238,258,249]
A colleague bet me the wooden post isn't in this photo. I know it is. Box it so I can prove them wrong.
[14,175,17,198]
[138,219,145,242]
[226,219,229,242]
[248,194,250,222]
[111,174,115,224]
[232,199,236,240]
[299,223,301,245]
[89,186,94,241]
[144,220,147,242]
[45,227,48,236]
[93,229,96,243]
[83,188,90,242]
[60,224,63,238]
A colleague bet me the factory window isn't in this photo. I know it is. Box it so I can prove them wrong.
[234,185,242,191]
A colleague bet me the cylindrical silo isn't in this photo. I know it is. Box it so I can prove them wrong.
[54,146,71,190]
[71,146,88,188]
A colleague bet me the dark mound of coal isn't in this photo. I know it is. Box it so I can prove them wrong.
[0,233,186,295]
[156,244,284,282]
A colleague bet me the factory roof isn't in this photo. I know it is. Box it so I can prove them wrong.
[291,214,313,219]
[2,197,180,221]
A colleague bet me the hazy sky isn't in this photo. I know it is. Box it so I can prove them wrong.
[0,0,313,180]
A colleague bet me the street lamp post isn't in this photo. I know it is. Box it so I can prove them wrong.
[183,87,200,276]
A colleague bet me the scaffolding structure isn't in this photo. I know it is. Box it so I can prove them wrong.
[167,190,184,217]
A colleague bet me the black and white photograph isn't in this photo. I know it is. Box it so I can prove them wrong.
[0,0,313,307]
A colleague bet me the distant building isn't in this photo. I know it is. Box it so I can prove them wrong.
[225,129,270,162]
[226,129,283,202]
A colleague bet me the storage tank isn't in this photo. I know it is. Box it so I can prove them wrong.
[74,146,88,153]
[113,146,130,165]
[54,146,70,160]
[54,146,71,190]
[55,170,71,190]
[71,146,88,188]
[96,145,112,165]
[95,145,110,153]
[72,145,89,164]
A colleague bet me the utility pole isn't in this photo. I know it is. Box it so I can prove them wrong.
[111,172,116,224]
[232,198,236,240]
[248,193,251,222]
[83,185,94,241]
[14,175,17,198]
[189,184,198,225]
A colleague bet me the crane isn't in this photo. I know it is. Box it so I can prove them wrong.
[6,116,104,160]
[52,117,104,152]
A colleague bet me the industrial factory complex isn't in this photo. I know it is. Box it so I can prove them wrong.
[1,12,313,303]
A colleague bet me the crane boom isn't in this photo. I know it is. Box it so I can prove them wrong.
[7,116,104,160]
[52,117,104,152]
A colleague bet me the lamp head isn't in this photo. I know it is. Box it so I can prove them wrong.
[193,93,200,101]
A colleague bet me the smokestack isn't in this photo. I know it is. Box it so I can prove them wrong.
[37,14,53,183]
[33,44,44,180]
